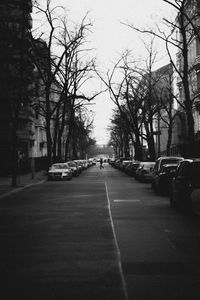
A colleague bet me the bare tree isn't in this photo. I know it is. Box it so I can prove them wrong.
[154,64,178,155]
[51,15,97,161]
[136,39,159,160]
[109,110,130,158]
[124,0,200,156]
[94,53,145,160]
[71,107,95,159]
[30,0,67,168]
[31,0,98,166]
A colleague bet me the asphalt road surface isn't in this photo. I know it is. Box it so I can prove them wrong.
[104,163,200,300]
[1,163,200,300]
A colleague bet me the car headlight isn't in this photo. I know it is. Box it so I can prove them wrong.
[62,172,69,175]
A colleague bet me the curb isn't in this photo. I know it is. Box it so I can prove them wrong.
[0,178,46,199]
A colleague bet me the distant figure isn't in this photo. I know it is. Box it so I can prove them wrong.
[100,158,104,169]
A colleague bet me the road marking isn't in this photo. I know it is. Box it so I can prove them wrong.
[164,229,176,250]
[165,236,177,250]
[113,199,141,202]
[105,181,129,300]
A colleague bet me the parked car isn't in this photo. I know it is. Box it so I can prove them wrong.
[170,158,200,209]
[48,163,72,181]
[151,156,184,193]
[109,159,115,167]
[121,160,133,172]
[112,158,131,171]
[66,161,80,176]
[137,162,155,182]
[125,161,141,177]
[111,159,119,169]
[73,160,83,173]
[155,164,178,195]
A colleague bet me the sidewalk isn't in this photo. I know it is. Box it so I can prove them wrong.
[0,170,47,198]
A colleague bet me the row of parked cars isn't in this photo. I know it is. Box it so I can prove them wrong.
[110,159,155,182]
[47,159,94,181]
[110,156,200,210]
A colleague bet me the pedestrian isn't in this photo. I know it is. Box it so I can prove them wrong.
[100,158,104,169]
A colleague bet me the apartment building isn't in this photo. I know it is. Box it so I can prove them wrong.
[152,63,174,156]
[173,0,200,156]
[0,0,33,174]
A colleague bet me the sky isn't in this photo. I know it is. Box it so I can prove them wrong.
[36,0,176,145]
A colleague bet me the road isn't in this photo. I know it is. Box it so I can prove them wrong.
[104,163,200,300]
[0,163,200,299]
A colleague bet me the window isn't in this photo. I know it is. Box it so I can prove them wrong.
[197,39,200,56]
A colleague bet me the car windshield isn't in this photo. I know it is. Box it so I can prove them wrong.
[161,158,182,167]
[123,161,131,165]
[51,164,68,170]
[67,162,76,167]
[132,163,140,168]
[161,165,177,173]
[143,163,155,169]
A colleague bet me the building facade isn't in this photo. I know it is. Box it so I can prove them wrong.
[0,0,33,174]
[173,0,200,157]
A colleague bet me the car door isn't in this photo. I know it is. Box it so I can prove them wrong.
[172,162,191,205]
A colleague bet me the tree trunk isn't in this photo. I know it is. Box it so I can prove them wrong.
[45,88,52,169]
[180,5,195,156]
[130,130,143,161]
[11,118,19,187]
[144,119,156,160]
[167,124,173,156]
[52,102,61,162]
[46,118,52,169]
[65,119,73,161]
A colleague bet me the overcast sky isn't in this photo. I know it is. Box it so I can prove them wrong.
[40,0,176,145]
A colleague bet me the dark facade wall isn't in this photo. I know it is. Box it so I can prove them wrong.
[0,0,33,175]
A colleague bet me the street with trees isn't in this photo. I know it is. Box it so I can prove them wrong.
[106,0,200,160]
[3,0,200,186]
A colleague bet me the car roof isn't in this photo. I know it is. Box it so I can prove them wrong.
[51,163,69,168]
[157,156,184,160]
[181,158,200,162]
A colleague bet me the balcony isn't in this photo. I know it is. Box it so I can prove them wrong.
[17,129,35,141]
[19,109,34,121]
[193,55,200,71]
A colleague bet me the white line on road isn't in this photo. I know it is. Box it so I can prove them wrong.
[164,229,177,250]
[113,199,141,202]
[105,181,129,300]
[165,236,177,250]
